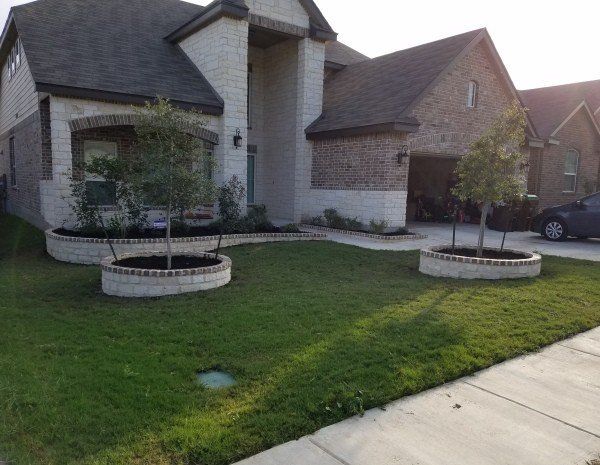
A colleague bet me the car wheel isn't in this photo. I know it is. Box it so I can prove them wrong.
[543,218,568,241]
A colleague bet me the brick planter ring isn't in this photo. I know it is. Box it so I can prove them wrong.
[101,252,232,298]
[46,229,326,265]
[419,246,542,280]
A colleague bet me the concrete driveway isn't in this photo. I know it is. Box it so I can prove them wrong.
[316,222,600,262]
[236,327,600,465]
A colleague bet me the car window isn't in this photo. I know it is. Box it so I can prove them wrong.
[582,193,600,206]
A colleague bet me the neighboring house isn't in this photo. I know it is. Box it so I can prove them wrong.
[520,81,600,208]
[0,0,536,230]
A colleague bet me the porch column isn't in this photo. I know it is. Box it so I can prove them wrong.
[293,38,325,222]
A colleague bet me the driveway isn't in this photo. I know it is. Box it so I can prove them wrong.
[236,327,600,465]
[314,222,600,262]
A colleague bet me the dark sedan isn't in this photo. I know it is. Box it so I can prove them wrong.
[531,192,600,241]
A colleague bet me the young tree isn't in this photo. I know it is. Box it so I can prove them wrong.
[452,101,528,258]
[133,98,217,269]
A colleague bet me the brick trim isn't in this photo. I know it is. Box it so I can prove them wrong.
[47,229,325,245]
[409,132,480,152]
[420,246,542,267]
[68,114,219,144]
[300,224,427,241]
[101,252,232,277]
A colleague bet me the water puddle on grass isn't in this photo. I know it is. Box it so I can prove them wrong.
[196,370,236,389]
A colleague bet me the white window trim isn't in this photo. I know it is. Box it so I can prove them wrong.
[563,149,579,193]
[8,38,21,80]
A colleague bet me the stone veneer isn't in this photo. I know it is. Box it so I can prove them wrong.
[101,252,232,298]
[419,246,542,280]
[46,229,326,265]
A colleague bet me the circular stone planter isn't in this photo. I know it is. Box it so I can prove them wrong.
[46,229,325,265]
[419,246,542,280]
[101,252,232,298]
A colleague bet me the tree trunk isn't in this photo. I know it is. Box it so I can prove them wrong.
[477,201,491,258]
[166,202,172,270]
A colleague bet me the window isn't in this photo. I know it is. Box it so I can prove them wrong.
[84,140,117,206]
[247,63,253,128]
[9,137,16,187]
[8,38,21,79]
[467,80,478,108]
[193,141,215,180]
[247,154,255,204]
[564,149,579,193]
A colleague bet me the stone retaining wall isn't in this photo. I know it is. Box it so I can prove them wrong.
[300,224,427,241]
[46,230,326,265]
[101,252,232,298]
[419,246,542,280]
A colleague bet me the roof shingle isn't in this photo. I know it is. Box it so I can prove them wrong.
[12,0,224,112]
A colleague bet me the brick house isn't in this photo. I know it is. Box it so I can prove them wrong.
[520,81,600,209]
[0,0,539,230]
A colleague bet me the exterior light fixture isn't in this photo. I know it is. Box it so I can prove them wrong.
[233,129,243,149]
[397,145,410,164]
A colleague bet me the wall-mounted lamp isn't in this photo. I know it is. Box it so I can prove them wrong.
[397,145,410,165]
[233,129,243,149]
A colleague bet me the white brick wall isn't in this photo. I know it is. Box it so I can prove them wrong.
[40,96,219,227]
[302,189,409,228]
[179,17,249,190]
[246,0,310,28]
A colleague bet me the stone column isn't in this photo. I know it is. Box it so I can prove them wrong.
[293,38,325,222]
[179,17,249,193]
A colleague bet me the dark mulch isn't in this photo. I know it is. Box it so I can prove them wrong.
[439,248,530,260]
[114,255,222,270]
[54,225,284,240]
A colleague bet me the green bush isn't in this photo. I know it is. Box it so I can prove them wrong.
[323,209,347,230]
[369,219,389,235]
[281,223,301,233]
[242,204,274,233]
[218,176,246,233]
[345,217,362,232]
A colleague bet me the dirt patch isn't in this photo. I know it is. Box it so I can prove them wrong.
[438,248,530,260]
[114,255,221,270]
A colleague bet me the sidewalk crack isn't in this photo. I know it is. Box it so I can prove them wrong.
[308,437,352,465]
[463,381,600,439]
[557,343,600,359]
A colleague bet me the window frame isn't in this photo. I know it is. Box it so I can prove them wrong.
[563,149,579,193]
[83,140,118,207]
[8,38,21,80]
[467,80,478,108]
[9,137,16,187]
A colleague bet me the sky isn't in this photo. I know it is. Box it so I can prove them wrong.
[1,0,597,90]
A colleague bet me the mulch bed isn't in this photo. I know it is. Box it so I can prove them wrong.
[114,255,222,270]
[438,247,530,260]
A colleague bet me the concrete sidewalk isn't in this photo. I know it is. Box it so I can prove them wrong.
[237,327,600,465]
[310,222,600,262]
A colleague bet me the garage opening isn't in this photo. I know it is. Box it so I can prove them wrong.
[406,154,486,224]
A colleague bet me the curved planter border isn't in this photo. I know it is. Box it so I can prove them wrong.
[46,229,326,265]
[299,224,427,241]
[419,245,542,280]
[101,252,232,298]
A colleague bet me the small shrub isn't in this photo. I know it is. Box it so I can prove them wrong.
[369,219,389,235]
[281,223,300,233]
[323,208,347,230]
[218,176,246,233]
[395,227,410,236]
[242,204,274,233]
[310,215,325,226]
[345,217,362,232]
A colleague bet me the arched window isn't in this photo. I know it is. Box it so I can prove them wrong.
[564,149,579,193]
[467,80,478,108]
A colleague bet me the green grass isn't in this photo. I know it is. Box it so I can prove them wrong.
[1,214,599,465]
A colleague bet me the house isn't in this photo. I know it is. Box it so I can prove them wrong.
[520,80,600,208]
[0,0,537,230]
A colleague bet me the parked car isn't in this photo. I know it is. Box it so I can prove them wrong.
[531,192,600,241]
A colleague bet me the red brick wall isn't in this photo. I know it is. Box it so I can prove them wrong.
[532,108,600,208]
[311,132,409,190]
[409,42,514,156]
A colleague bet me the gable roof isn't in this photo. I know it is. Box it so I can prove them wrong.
[519,80,600,139]
[166,0,336,43]
[307,28,536,139]
[306,29,485,138]
[325,41,368,68]
[5,0,224,114]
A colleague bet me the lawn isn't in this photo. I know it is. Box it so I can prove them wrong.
[1,214,599,465]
